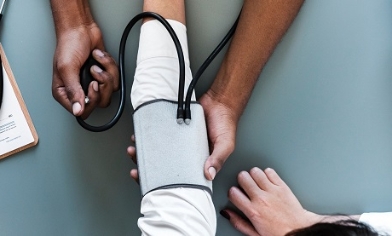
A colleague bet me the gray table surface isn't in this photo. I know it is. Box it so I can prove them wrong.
[1,0,392,235]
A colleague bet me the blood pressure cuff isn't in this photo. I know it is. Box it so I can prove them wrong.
[133,100,212,197]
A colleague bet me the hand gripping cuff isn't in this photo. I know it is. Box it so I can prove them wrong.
[133,100,212,196]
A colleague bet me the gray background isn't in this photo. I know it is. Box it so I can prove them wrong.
[1,0,392,235]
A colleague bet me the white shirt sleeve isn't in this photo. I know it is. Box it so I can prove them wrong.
[138,188,216,236]
[359,212,392,235]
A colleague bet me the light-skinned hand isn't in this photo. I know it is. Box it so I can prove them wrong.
[127,135,139,183]
[221,167,322,236]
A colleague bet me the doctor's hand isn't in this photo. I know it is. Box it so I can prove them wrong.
[220,168,321,236]
[199,91,238,181]
[52,23,119,119]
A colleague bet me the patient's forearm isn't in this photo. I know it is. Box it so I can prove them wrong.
[143,0,185,24]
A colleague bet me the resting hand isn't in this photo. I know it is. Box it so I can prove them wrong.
[127,135,139,183]
[199,91,237,180]
[52,23,119,119]
[221,168,321,236]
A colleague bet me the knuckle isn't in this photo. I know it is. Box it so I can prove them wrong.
[98,58,109,66]
[247,209,261,222]
[237,171,248,181]
[98,72,114,86]
[214,157,225,168]
[97,54,112,65]
[232,221,242,230]
[112,78,120,91]
[237,171,251,184]
[56,60,75,75]
[65,85,77,99]
[105,73,114,84]
[249,167,261,176]
[51,88,59,100]
[228,187,237,198]
[227,140,236,153]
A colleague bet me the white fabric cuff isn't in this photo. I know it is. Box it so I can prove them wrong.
[359,212,392,234]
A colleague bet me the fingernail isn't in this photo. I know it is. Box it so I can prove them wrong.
[94,49,105,58]
[220,210,230,220]
[92,81,99,92]
[72,102,82,116]
[208,167,217,180]
[92,65,103,73]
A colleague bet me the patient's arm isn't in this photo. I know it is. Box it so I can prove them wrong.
[131,1,216,235]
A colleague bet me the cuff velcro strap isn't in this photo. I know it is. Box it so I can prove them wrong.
[133,100,212,196]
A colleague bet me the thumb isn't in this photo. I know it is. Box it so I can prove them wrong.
[67,83,85,117]
[204,137,234,180]
[60,68,86,116]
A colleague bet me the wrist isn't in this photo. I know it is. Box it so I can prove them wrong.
[317,214,360,223]
[303,211,325,226]
[204,88,241,124]
[56,21,101,43]
[50,0,95,36]
[208,60,255,123]
[284,210,323,234]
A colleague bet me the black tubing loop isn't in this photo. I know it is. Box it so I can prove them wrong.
[76,66,125,132]
[120,12,186,121]
[78,12,186,132]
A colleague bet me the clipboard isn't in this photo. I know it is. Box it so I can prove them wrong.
[0,44,38,159]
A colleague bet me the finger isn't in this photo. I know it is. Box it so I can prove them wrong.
[52,74,85,116]
[55,62,86,116]
[130,169,139,184]
[127,146,137,164]
[264,168,286,187]
[92,49,119,90]
[90,65,113,108]
[127,146,136,157]
[228,186,252,215]
[220,210,259,236]
[203,138,234,180]
[52,83,72,113]
[80,81,100,119]
[237,171,263,199]
[131,135,135,143]
[249,167,275,191]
